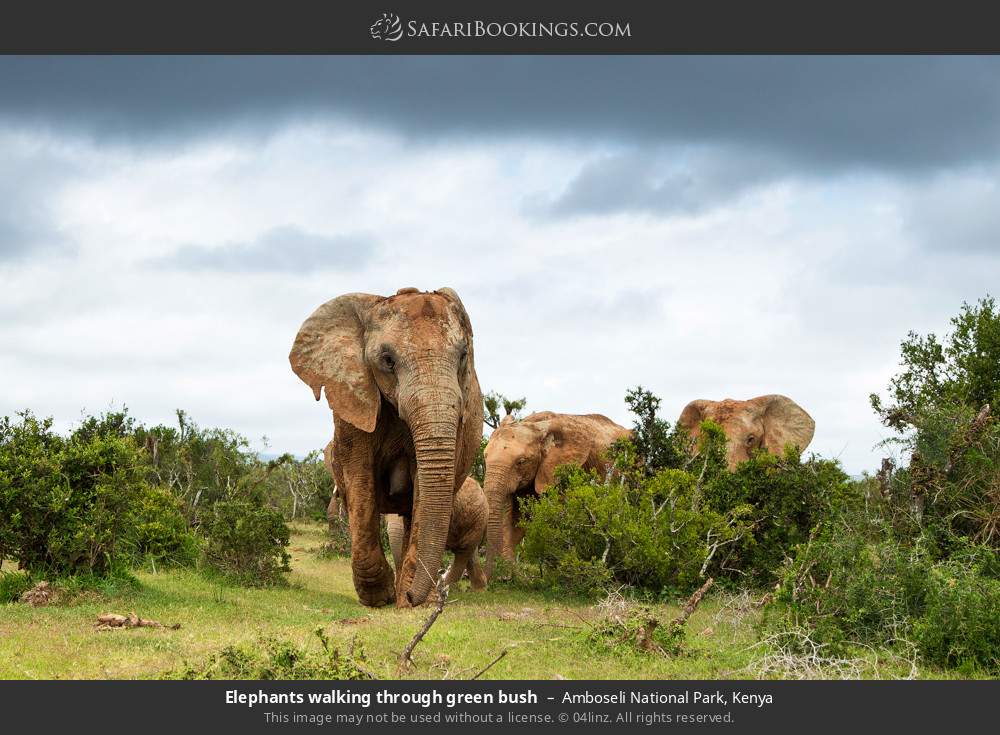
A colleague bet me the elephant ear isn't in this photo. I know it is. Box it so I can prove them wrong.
[754,394,815,456]
[678,399,714,432]
[534,420,590,495]
[289,293,382,433]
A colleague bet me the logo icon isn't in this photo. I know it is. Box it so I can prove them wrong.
[370,12,403,41]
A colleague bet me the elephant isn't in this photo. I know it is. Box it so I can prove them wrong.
[677,394,815,470]
[290,287,483,608]
[386,476,488,592]
[482,411,631,577]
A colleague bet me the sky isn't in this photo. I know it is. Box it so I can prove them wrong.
[2,56,1000,474]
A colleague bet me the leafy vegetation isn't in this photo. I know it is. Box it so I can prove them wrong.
[764,295,1000,675]
[0,412,154,576]
[173,628,371,680]
[520,463,749,595]
[0,406,319,589]
[871,294,1000,431]
[199,497,291,587]
[516,387,854,595]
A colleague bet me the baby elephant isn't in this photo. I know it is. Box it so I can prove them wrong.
[386,476,488,592]
[678,394,815,470]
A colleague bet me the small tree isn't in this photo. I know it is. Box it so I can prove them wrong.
[872,295,1000,432]
[621,386,690,476]
[483,391,527,429]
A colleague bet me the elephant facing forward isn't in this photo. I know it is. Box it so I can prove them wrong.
[678,394,815,470]
[483,412,631,578]
[290,287,483,608]
[386,476,488,592]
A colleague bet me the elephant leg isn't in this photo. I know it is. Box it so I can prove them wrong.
[442,550,471,588]
[342,463,395,607]
[466,552,487,591]
[510,524,526,550]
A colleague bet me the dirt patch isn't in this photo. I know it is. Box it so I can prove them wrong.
[498,607,537,622]
[335,616,372,625]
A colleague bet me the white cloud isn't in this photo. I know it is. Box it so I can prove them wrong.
[1,122,998,475]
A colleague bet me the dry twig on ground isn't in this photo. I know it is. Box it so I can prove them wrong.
[673,577,714,628]
[470,649,509,680]
[398,576,449,672]
[94,612,181,631]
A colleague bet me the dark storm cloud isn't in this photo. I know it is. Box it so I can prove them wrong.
[150,225,376,273]
[904,174,1000,253]
[539,148,782,218]
[2,56,999,174]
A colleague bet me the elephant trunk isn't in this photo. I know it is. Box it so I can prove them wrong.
[484,467,514,578]
[404,393,460,607]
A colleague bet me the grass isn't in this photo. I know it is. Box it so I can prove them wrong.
[0,522,970,680]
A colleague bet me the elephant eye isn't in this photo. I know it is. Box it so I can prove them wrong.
[746,435,756,445]
[377,349,395,372]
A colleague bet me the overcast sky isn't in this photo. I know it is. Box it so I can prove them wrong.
[2,56,999,474]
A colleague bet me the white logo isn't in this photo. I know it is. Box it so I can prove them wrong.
[370,12,403,41]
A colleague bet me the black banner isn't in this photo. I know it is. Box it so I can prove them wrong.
[2,680,998,732]
[3,0,1000,53]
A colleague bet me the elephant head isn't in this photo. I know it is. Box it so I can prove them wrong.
[482,412,592,576]
[289,287,481,606]
[678,394,815,470]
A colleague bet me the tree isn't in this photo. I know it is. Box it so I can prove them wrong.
[483,391,527,429]
[623,386,689,475]
[872,295,1000,432]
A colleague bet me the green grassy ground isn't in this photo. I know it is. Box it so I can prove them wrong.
[0,522,959,680]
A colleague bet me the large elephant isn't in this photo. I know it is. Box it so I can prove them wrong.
[677,394,815,470]
[482,411,631,577]
[386,476,488,591]
[290,287,483,608]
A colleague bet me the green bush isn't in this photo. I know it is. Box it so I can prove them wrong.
[520,464,751,596]
[768,513,930,651]
[914,557,1000,673]
[173,628,371,680]
[585,595,687,657]
[877,403,1000,552]
[127,485,199,568]
[768,506,1000,672]
[199,496,291,587]
[871,294,1000,432]
[0,412,152,577]
[703,447,859,584]
[622,386,692,476]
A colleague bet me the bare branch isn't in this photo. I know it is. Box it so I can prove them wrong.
[470,649,509,680]
[398,576,449,671]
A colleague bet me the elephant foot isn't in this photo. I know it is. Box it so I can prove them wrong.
[468,567,487,591]
[354,565,396,608]
[468,557,488,591]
